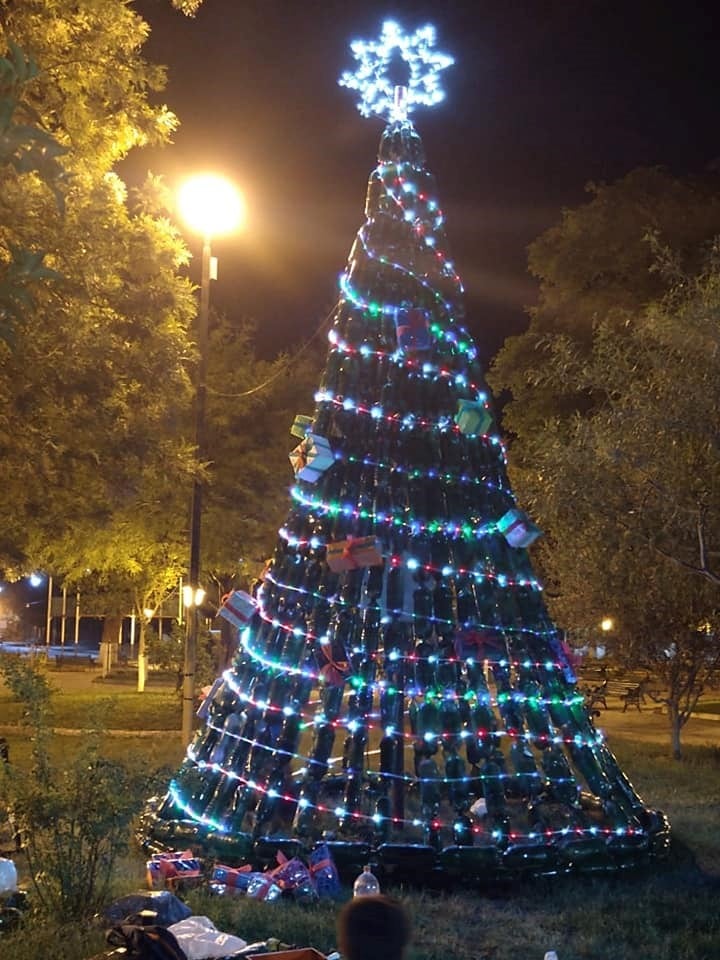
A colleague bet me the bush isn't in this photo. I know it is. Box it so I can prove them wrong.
[0,654,148,920]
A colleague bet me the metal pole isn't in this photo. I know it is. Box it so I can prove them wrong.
[45,575,53,646]
[182,233,211,743]
[60,586,67,647]
[74,590,80,645]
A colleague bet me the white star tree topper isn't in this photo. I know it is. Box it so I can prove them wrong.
[339,20,454,122]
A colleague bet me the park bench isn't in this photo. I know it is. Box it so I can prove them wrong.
[52,652,97,670]
[580,677,651,712]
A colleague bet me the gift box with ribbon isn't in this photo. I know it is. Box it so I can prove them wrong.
[146,850,202,890]
[497,507,542,549]
[455,398,493,436]
[326,536,384,573]
[218,589,257,630]
[309,842,341,899]
[196,676,223,720]
[394,305,431,352]
[290,414,314,439]
[211,863,253,893]
[453,628,506,661]
[289,433,334,484]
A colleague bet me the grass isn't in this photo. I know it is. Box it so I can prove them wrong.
[694,700,720,715]
[0,674,182,731]
[1,680,720,959]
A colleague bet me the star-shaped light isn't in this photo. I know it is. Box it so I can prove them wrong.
[339,20,454,122]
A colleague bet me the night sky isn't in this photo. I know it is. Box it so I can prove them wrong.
[128,0,720,364]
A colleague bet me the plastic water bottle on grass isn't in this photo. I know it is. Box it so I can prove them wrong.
[353,865,380,897]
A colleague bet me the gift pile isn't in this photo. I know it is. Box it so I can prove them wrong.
[146,844,341,904]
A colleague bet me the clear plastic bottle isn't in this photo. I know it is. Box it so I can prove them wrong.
[544,952,559,960]
[353,864,380,897]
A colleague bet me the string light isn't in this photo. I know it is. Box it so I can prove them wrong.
[261,569,554,640]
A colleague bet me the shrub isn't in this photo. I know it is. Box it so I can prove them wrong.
[0,654,148,919]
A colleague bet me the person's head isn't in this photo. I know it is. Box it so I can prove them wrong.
[338,895,411,960]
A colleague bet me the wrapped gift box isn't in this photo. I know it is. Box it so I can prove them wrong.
[290,414,314,439]
[196,676,223,720]
[455,398,493,436]
[146,850,202,890]
[211,863,252,892]
[218,589,257,630]
[289,434,334,484]
[394,305,431,352]
[326,536,384,573]
[497,507,542,548]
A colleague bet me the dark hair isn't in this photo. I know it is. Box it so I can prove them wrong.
[337,895,411,960]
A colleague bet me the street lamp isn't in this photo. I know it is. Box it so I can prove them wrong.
[178,174,244,743]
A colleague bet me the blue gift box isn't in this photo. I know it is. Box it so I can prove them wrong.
[455,399,492,436]
[497,507,542,548]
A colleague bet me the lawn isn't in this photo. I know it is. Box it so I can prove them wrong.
[0,669,182,732]
[1,676,719,960]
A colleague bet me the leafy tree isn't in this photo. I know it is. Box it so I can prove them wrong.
[489,168,720,441]
[0,1,321,700]
[202,314,324,604]
[0,2,197,584]
[505,250,720,758]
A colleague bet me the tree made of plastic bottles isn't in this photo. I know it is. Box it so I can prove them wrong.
[144,22,669,881]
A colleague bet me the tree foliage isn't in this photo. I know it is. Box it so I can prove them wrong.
[0,40,66,342]
[202,315,323,602]
[0,2,197,587]
[0,0,327,687]
[497,236,720,757]
[489,168,720,440]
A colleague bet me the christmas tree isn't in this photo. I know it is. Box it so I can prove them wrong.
[144,22,669,881]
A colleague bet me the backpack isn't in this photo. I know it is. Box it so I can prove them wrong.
[106,923,187,960]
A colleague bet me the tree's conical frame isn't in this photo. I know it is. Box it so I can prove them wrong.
[143,103,669,884]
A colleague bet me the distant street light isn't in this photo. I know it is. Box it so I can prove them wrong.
[178,174,244,743]
[600,617,614,633]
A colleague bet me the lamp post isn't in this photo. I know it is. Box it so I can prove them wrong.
[178,174,244,743]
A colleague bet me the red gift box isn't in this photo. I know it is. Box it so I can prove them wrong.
[326,536,384,573]
[146,850,202,890]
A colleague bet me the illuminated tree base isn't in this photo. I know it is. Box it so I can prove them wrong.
[142,663,671,881]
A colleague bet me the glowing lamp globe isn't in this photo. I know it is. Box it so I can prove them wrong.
[178,174,244,238]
